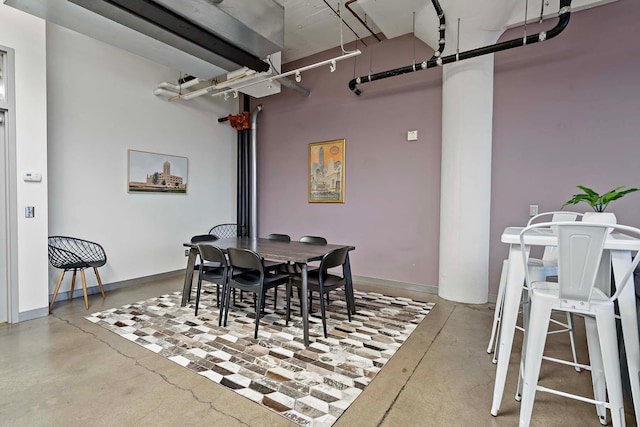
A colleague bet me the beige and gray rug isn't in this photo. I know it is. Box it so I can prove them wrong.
[86,285,434,426]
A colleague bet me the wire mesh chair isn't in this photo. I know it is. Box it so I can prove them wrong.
[208,223,244,239]
[47,236,107,311]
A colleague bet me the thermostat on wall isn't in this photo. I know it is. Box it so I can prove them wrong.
[23,171,42,182]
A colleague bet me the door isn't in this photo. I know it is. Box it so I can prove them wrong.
[0,45,18,324]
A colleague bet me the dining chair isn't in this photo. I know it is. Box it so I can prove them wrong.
[263,233,293,308]
[518,222,640,427]
[208,223,243,239]
[298,235,329,307]
[47,236,107,311]
[194,244,228,319]
[286,246,352,338]
[223,248,291,339]
[487,211,584,369]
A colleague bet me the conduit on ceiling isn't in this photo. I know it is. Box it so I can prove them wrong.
[348,0,573,95]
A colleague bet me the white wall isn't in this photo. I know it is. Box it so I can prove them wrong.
[0,4,49,315]
[46,24,238,293]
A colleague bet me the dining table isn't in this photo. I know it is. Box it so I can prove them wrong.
[181,237,356,346]
[491,226,640,425]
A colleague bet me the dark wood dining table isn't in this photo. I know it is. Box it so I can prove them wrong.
[181,237,356,346]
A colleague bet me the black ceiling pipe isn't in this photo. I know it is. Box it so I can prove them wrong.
[348,0,571,95]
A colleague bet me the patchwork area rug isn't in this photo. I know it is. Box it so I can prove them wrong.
[86,286,434,426]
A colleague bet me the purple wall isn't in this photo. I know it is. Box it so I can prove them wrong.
[490,0,640,292]
[256,0,640,296]
[255,34,443,286]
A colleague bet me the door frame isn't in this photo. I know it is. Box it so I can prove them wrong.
[1,45,19,323]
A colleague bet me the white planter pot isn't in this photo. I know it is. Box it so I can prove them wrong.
[583,211,617,232]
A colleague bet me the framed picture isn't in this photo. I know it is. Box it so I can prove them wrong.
[309,139,345,203]
[127,149,188,194]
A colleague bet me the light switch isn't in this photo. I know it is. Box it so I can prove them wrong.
[25,206,35,218]
[407,130,418,141]
[23,171,42,182]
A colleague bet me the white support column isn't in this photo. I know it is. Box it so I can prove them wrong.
[438,54,495,304]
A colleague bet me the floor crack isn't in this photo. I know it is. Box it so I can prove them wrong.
[51,313,253,427]
[377,304,457,427]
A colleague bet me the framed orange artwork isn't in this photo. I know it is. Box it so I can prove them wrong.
[308,139,345,203]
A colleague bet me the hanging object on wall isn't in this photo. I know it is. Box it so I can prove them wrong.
[348,0,573,95]
[219,112,251,131]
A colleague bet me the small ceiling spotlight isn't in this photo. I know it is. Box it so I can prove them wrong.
[223,92,229,101]
[329,60,336,73]
[233,91,238,98]
[295,71,301,83]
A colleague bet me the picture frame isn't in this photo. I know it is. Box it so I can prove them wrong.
[127,149,188,194]
[309,139,345,203]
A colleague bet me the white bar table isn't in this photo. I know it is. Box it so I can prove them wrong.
[491,226,640,424]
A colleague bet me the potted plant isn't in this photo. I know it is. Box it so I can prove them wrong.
[563,185,638,225]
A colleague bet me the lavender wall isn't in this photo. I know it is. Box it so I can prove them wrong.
[256,0,640,296]
[255,34,443,288]
[490,0,640,293]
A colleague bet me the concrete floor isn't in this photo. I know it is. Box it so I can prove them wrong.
[0,275,636,426]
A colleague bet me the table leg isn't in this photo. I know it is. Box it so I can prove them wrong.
[345,252,356,314]
[302,263,309,346]
[180,247,198,307]
[491,244,528,417]
[611,250,640,426]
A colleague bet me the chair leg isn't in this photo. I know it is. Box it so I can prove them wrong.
[223,285,233,327]
[80,269,89,310]
[318,288,328,338]
[255,290,264,339]
[518,297,552,427]
[488,260,509,354]
[566,312,581,372]
[49,270,66,312]
[194,273,203,316]
[216,284,220,308]
[595,306,625,427]
[345,289,351,322]
[273,287,278,310]
[585,315,608,425]
[69,269,77,301]
[94,267,106,299]
[286,281,292,325]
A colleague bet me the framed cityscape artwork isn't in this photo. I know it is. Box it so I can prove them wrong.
[308,139,345,203]
[127,149,188,194]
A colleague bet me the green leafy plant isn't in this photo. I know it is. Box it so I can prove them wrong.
[563,185,639,212]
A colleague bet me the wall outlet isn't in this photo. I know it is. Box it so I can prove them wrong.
[25,206,35,218]
[185,249,189,256]
[529,204,539,217]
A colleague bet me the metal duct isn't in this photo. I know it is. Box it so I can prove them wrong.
[250,105,263,238]
[349,0,572,95]
[4,0,284,79]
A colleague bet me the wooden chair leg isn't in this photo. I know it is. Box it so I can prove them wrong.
[49,270,66,312]
[94,267,106,299]
[69,269,77,301]
[80,269,89,309]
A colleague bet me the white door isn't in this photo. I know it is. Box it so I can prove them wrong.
[0,109,7,324]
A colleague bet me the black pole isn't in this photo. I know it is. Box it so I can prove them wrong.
[236,129,243,236]
[243,95,251,238]
[348,0,571,95]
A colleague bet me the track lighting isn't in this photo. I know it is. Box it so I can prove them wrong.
[329,60,336,73]
[295,71,301,83]
[233,91,238,98]
[223,93,229,101]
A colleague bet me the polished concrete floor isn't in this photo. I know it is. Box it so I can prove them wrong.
[0,275,636,426]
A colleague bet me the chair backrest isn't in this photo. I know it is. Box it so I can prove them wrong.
[521,222,640,305]
[266,233,291,242]
[48,236,106,268]
[299,235,327,245]
[209,223,243,239]
[197,244,227,266]
[191,234,219,244]
[527,211,583,262]
[227,248,263,274]
[319,247,349,277]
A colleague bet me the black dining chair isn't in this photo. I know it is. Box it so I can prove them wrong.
[299,235,329,306]
[223,248,291,339]
[263,233,294,308]
[194,244,228,319]
[47,236,107,312]
[209,223,243,239]
[286,246,351,338]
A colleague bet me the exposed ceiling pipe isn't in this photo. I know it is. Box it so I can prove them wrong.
[276,76,310,97]
[321,0,368,47]
[250,105,263,238]
[345,0,382,42]
[348,0,572,95]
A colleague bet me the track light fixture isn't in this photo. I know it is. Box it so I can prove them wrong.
[223,92,229,101]
[295,71,301,82]
[330,60,336,73]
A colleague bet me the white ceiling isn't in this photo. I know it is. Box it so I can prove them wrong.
[280,0,620,64]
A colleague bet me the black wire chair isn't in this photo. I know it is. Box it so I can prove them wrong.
[47,236,107,312]
[209,223,244,239]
